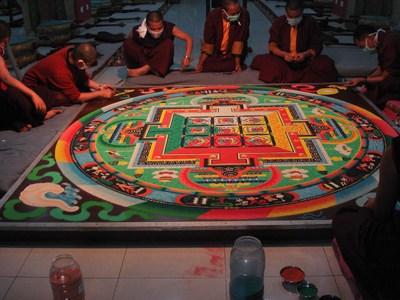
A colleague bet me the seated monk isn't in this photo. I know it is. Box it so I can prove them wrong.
[251,0,337,83]
[0,20,62,132]
[22,43,115,104]
[195,0,250,73]
[122,11,194,77]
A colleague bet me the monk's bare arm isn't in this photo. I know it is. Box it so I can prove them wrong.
[345,68,387,87]
[172,26,194,71]
[74,80,116,103]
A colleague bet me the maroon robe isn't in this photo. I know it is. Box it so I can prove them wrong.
[332,136,400,300]
[200,7,250,72]
[365,30,400,109]
[251,14,337,83]
[1,49,67,131]
[123,21,175,77]
[22,47,86,104]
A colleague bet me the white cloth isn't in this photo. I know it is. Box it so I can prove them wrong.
[136,18,147,39]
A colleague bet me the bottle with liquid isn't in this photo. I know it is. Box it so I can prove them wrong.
[229,236,265,300]
[49,254,85,300]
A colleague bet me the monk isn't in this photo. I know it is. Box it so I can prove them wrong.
[251,0,337,83]
[195,0,250,73]
[23,43,115,104]
[345,25,400,110]
[0,20,62,132]
[122,11,193,77]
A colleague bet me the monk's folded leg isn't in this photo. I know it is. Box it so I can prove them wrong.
[147,39,174,77]
[256,54,300,83]
[301,55,338,83]
[366,75,400,109]
[250,54,265,70]
[122,38,147,69]
[0,87,42,129]
[201,53,236,72]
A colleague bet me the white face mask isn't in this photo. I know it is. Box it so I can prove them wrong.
[77,60,89,70]
[286,14,302,27]
[148,27,164,39]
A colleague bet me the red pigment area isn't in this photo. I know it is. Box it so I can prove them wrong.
[281,268,304,282]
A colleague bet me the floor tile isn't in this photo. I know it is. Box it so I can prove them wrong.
[121,245,226,278]
[335,275,355,300]
[82,278,118,300]
[3,277,52,300]
[0,247,32,276]
[18,245,126,278]
[114,278,227,300]
[0,277,14,300]
[324,245,343,276]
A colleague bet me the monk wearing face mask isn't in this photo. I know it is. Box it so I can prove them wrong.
[345,25,400,110]
[251,0,337,83]
[122,11,193,77]
[195,0,250,73]
[23,43,115,104]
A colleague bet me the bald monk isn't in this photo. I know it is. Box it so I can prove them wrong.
[345,25,400,110]
[251,0,337,83]
[0,20,62,132]
[23,43,115,104]
[122,11,193,77]
[195,0,250,73]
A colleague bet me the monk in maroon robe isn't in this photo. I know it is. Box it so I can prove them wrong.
[251,0,337,83]
[0,20,63,132]
[345,25,400,110]
[195,0,250,73]
[123,11,193,77]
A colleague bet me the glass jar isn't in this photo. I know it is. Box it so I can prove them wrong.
[229,236,265,300]
[49,254,85,300]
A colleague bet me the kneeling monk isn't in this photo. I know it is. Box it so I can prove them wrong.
[251,0,337,83]
[123,11,193,77]
[195,0,250,73]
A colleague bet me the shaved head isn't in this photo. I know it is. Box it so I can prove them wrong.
[285,0,304,11]
[146,11,163,25]
[221,0,239,10]
[72,43,97,63]
[353,25,376,42]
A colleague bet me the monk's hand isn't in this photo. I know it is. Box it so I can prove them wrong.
[364,197,375,209]
[195,65,203,72]
[294,52,307,63]
[101,84,115,91]
[101,88,115,99]
[344,78,364,88]
[284,53,294,63]
[31,94,47,116]
[234,64,242,73]
[181,57,194,72]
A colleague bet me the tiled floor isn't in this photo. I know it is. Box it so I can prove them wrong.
[0,237,353,300]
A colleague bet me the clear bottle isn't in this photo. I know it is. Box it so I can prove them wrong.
[229,236,265,300]
[49,254,85,300]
